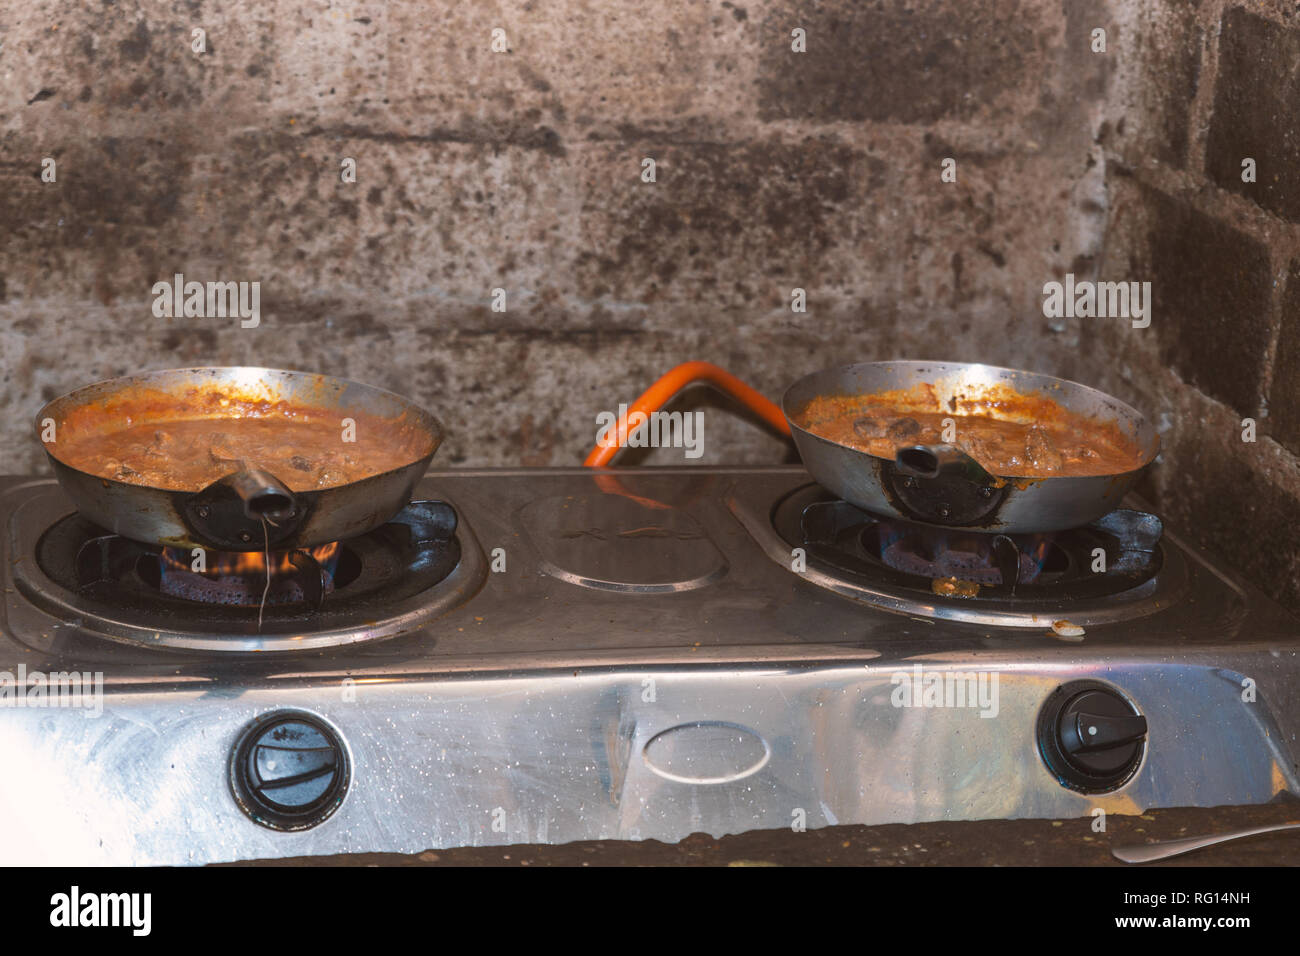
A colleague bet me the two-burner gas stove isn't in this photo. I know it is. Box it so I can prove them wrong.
[1,467,1297,865]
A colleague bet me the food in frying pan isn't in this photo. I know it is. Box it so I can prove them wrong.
[53,390,434,492]
[795,383,1146,478]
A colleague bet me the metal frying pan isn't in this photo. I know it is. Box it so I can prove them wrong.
[782,361,1159,533]
[35,367,443,551]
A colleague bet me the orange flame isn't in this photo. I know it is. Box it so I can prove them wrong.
[161,541,341,577]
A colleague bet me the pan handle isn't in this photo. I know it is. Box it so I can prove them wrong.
[185,468,305,550]
[224,467,298,523]
[894,444,998,486]
[886,444,1007,526]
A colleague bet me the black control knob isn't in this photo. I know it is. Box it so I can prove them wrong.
[230,712,350,831]
[1037,681,1147,793]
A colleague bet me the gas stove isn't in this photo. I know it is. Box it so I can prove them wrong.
[1,467,1297,865]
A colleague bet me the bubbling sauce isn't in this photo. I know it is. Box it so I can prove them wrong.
[52,389,433,492]
[795,383,1148,478]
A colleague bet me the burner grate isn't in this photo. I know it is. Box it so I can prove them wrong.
[793,493,1163,603]
[161,543,342,607]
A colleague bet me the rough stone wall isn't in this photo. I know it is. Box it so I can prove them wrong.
[1,1,1296,611]
[1092,0,1300,612]
[2,0,1106,471]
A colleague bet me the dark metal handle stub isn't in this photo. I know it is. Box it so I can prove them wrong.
[184,470,308,551]
[882,452,1008,527]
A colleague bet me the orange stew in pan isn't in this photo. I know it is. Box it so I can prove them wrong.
[54,388,433,493]
[795,384,1146,478]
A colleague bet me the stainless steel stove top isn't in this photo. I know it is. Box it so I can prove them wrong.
[1,467,1297,865]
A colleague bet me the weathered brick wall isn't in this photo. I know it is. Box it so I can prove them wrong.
[1,0,1107,471]
[1092,0,1300,611]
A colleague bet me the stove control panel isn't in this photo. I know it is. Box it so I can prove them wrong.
[229,712,351,831]
[1036,681,1148,793]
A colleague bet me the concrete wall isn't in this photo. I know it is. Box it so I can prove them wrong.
[1,0,1107,468]
[1,0,1296,610]
[1091,0,1300,612]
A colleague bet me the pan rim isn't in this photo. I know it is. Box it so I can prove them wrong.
[780,359,1160,480]
[34,365,444,495]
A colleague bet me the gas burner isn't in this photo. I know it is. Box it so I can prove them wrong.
[866,520,1057,586]
[16,499,486,652]
[759,483,1188,627]
[801,497,1163,599]
[155,541,346,606]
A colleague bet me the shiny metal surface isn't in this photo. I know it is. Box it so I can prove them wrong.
[783,361,1159,532]
[0,467,1296,866]
[36,367,443,550]
[1112,822,1300,863]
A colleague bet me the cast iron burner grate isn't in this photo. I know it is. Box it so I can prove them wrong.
[780,489,1163,603]
[36,499,462,633]
[154,541,348,606]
